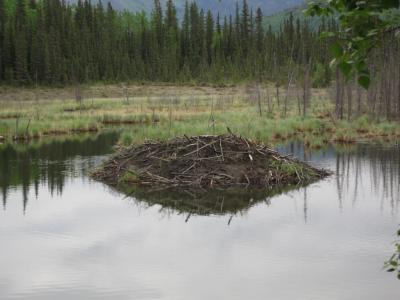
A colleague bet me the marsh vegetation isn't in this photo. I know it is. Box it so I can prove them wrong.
[1,84,400,148]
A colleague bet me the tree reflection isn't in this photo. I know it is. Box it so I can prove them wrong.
[333,144,400,212]
[0,132,119,212]
[1,138,400,217]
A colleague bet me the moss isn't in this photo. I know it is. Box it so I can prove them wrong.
[119,169,140,184]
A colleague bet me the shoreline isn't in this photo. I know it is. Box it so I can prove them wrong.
[1,84,400,148]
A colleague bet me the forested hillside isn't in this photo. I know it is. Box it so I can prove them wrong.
[263,5,317,31]
[0,0,334,85]
[67,0,305,16]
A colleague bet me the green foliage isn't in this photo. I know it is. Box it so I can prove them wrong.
[384,227,400,280]
[119,170,139,184]
[306,0,400,89]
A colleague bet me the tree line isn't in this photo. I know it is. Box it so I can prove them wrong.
[0,0,335,85]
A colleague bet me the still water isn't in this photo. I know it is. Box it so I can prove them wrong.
[0,132,399,300]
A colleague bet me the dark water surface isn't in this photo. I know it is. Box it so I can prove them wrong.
[0,133,399,300]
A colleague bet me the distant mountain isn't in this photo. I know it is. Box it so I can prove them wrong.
[68,0,305,16]
[264,4,326,31]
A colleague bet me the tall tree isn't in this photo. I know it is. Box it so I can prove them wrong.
[0,0,5,80]
[255,7,264,53]
[205,10,214,65]
[241,0,250,55]
[165,0,177,31]
[14,0,30,83]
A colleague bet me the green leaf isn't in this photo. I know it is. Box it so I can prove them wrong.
[338,61,352,77]
[321,31,336,38]
[390,260,399,267]
[358,74,371,89]
[330,42,343,58]
[355,61,367,72]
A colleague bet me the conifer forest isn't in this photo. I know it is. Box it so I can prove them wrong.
[0,0,334,84]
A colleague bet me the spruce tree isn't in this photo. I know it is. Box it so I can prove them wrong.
[255,8,264,53]
[152,0,163,49]
[165,0,178,81]
[241,0,250,55]
[189,2,200,73]
[165,0,177,31]
[181,1,190,63]
[205,10,214,65]
[0,0,5,80]
[14,0,30,83]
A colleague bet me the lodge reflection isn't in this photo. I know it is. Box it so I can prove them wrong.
[116,185,305,217]
[0,132,119,212]
[1,139,399,214]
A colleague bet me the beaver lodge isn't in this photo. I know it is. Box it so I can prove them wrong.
[92,134,330,191]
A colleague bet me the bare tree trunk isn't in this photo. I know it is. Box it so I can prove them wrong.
[266,87,273,114]
[340,78,344,120]
[303,66,311,118]
[257,84,262,117]
[335,69,344,120]
[356,85,362,117]
[275,83,280,108]
[296,87,302,116]
[346,82,353,121]
[284,70,295,118]
[123,85,130,104]
[75,85,82,105]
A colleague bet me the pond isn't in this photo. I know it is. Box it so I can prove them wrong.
[0,132,399,300]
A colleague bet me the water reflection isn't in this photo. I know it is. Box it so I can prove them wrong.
[117,185,309,218]
[1,138,399,299]
[0,137,400,220]
[1,137,399,218]
[334,144,400,212]
[279,142,400,212]
[0,132,119,212]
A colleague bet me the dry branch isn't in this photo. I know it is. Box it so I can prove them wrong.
[92,133,330,190]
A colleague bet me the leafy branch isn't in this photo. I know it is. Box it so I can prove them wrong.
[384,227,400,280]
[305,0,400,89]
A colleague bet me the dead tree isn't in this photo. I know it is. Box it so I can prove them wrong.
[75,84,83,105]
[335,69,345,120]
[346,81,353,121]
[302,67,311,118]
[123,85,130,104]
[257,84,263,117]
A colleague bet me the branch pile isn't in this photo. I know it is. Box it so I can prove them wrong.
[92,134,330,189]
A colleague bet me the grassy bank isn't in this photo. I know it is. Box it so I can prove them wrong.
[1,84,399,148]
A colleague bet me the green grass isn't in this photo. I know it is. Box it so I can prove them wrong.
[1,84,400,147]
